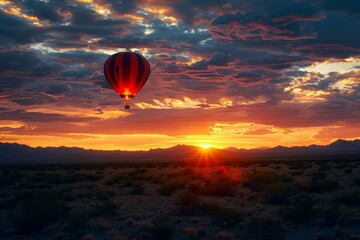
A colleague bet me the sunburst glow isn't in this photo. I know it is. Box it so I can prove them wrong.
[200,144,210,149]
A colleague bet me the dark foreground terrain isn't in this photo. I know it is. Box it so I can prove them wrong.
[0,159,359,240]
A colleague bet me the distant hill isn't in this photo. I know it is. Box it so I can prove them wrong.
[0,139,359,164]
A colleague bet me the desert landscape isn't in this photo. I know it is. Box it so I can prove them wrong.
[1,157,359,240]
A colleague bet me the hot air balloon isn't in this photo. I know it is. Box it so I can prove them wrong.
[103,52,150,109]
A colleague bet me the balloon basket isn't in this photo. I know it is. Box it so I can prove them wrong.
[125,104,130,109]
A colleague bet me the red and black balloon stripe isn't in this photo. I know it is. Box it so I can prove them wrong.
[103,52,150,99]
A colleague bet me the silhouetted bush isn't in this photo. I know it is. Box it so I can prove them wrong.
[355,177,360,186]
[196,178,238,197]
[175,191,207,216]
[150,216,175,240]
[320,206,344,226]
[318,164,332,171]
[15,191,68,234]
[310,172,327,181]
[246,217,286,240]
[76,172,102,181]
[260,183,293,204]
[65,210,89,232]
[96,189,116,200]
[105,172,131,186]
[290,170,302,176]
[187,179,205,192]
[93,199,120,216]
[177,191,200,206]
[297,180,338,193]
[157,178,186,196]
[130,181,145,195]
[243,171,292,192]
[278,192,317,224]
[336,189,360,206]
[204,202,243,228]
[184,226,207,239]
[288,163,304,170]
[216,231,236,240]
[0,170,23,186]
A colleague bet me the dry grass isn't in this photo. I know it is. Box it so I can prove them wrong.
[0,159,359,239]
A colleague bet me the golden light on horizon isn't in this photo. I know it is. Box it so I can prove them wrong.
[200,144,210,149]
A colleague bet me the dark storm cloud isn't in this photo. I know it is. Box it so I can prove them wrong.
[22,0,64,23]
[0,12,41,45]
[0,0,359,133]
[103,0,138,14]
[320,0,360,14]
[0,50,41,72]
[0,108,98,122]
[210,1,360,60]
[44,84,72,96]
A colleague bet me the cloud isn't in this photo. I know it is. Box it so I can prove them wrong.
[0,108,98,122]
[0,0,360,149]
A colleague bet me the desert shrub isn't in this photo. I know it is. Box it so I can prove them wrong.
[344,167,353,174]
[150,175,167,184]
[157,178,186,196]
[133,167,148,174]
[125,217,138,227]
[278,192,316,224]
[61,173,81,183]
[355,177,360,186]
[243,171,292,192]
[175,191,206,216]
[96,189,116,200]
[177,191,200,206]
[16,182,36,189]
[0,170,23,186]
[88,217,110,230]
[196,176,239,197]
[318,164,332,171]
[105,172,131,186]
[260,183,292,204]
[216,231,236,240]
[203,202,243,228]
[182,167,194,176]
[310,172,327,181]
[76,172,103,181]
[335,164,347,169]
[288,163,304,170]
[65,210,89,232]
[0,196,17,209]
[348,235,360,240]
[320,206,344,226]
[297,180,338,193]
[336,189,360,206]
[15,191,68,234]
[93,199,119,216]
[246,217,286,240]
[187,179,205,192]
[131,168,152,181]
[130,181,145,195]
[41,173,63,184]
[81,233,96,240]
[185,227,207,239]
[150,216,175,240]
[290,170,302,176]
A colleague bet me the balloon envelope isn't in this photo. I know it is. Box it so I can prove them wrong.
[103,52,150,108]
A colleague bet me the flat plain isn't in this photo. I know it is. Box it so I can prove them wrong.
[0,159,359,240]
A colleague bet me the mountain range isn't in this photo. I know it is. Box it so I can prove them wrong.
[0,139,359,164]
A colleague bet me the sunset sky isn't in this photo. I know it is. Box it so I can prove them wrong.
[1,0,359,150]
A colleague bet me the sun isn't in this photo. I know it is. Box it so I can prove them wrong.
[200,144,210,149]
